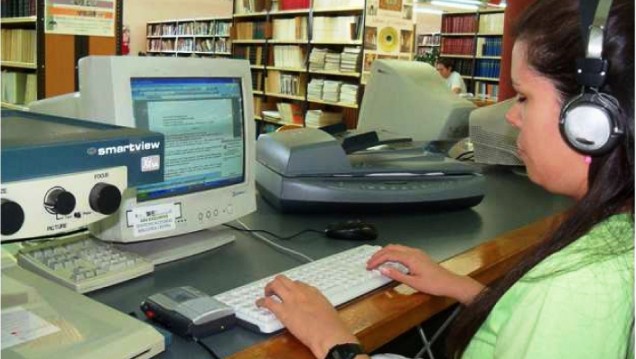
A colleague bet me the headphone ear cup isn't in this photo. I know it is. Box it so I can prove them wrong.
[559,92,623,155]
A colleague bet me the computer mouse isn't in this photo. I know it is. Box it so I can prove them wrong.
[324,220,378,241]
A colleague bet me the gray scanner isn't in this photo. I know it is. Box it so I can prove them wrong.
[255,128,485,212]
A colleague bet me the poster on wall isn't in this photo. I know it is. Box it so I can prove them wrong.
[362,0,415,83]
[45,0,116,37]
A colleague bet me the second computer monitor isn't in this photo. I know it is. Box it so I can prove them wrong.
[357,60,476,142]
[79,56,256,246]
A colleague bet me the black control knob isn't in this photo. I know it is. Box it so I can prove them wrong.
[1,199,25,236]
[89,183,122,215]
[44,188,76,215]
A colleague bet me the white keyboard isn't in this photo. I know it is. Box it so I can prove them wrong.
[214,244,406,333]
[17,234,154,293]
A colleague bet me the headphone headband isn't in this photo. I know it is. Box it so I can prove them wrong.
[577,0,613,88]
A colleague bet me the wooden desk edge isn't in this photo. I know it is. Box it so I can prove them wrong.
[228,214,563,359]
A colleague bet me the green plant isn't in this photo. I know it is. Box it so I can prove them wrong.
[414,47,440,66]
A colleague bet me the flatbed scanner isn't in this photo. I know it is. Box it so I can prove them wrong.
[256,128,485,212]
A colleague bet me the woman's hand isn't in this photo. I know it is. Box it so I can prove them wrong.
[256,275,361,359]
[367,244,485,305]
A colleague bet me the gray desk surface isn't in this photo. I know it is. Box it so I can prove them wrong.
[88,167,571,358]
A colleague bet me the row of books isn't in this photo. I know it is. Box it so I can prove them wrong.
[418,34,440,46]
[313,0,364,10]
[476,37,502,57]
[308,47,360,73]
[307,79,358,105]
[235,0,266,14]
[441,38,475,55]
[148,22,231,37]
[234,45,265,65]
[235,21,268,40]
[478,13,504,34]
[272,17,308,41]
[272,45,306,68]
[147,39,174,52]
[442,15,477,33]
[1,0,35,18]
[195,38,229,53]
[1,29,36,63]
[265,71,306,96]
[1,70,36,105]
[312,16,361,42]
[447,58,473,77]
[474,59,501,79]
[473,81,499,101]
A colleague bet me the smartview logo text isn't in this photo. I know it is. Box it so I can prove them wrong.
[88,141,162,156]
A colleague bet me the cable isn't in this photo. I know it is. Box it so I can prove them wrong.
[233,219,315,263]
[223,223,323,241]
[193,337,221,359]
[414,305,462,359]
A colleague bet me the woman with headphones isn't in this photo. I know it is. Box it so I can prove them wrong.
[257,0,634,358]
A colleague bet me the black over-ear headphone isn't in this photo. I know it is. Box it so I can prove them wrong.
[559,0,624,155]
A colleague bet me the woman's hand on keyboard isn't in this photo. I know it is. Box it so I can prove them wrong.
[367,244,485,305]
[256,275,364,359]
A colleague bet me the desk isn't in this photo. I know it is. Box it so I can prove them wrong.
[88,167,571,358]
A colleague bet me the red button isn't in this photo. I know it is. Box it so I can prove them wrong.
[145,310,155,319]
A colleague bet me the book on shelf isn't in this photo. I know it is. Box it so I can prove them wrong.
[1,70,35,105]
[340,47,361,72]
[312,0,364,10]
[235,21,268,39]
[234,45,265,65]
[479,12,504,34]
[272,45,306,68]
[1,28,36,63]
[475,59,500,78]
[277,102,304,124]
[262,110,283,122]
[278,0,310,11]
[1,0,36,18]
[266,71,306,96]
[235,0,267,14]
[312,16,361,42]
[440,37,474,55]
[305,110,342,127]
[442,14,476,33]
[476,37,501,56]
[272,17,308,41]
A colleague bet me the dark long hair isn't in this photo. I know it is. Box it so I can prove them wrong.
[446,0,634,356]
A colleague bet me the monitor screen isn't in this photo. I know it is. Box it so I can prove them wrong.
[129,77,245,202]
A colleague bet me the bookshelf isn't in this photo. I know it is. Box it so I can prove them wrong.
[439,9,504,100]
[146,17,233,57]
[232,0,366,133]
[1,0,121,110]
[416,32,440,56]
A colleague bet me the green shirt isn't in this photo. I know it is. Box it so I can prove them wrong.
[464,214,634,359]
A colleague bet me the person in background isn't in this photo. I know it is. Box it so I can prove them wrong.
[436,58,467,95]
[256,0,634,358]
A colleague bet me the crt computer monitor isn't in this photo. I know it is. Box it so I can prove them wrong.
[68,56,256,262]
[469,97,523,166]
[357,60,476,142]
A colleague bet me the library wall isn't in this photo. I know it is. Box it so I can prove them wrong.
[415,13,441,34]
[124,0,233,55]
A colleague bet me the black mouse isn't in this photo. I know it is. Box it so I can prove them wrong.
[324,220,378,241]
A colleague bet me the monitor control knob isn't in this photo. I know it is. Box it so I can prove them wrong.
[1,199,25,236]
[89,183,122,215]
[44,187,76,215]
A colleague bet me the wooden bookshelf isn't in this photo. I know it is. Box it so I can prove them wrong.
[1,0,121,108]
[232,0,366,133]
[145,17,233,57]
[439,9,504,101]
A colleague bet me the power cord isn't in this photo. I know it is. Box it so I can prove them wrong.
[222,223,324,240]
[230,219,315,263]
[414,305,461,359]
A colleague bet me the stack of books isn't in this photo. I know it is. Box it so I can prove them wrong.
[340,84,358,104]
[309,48,327,70]
[324,52,341,71]
[277,102,304,124]
[262,110,282,123]
[305,110,343,127]
[307,78,324,99]
[273,46,306,68]
[322,80,341,102]
[340,47,361,72]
